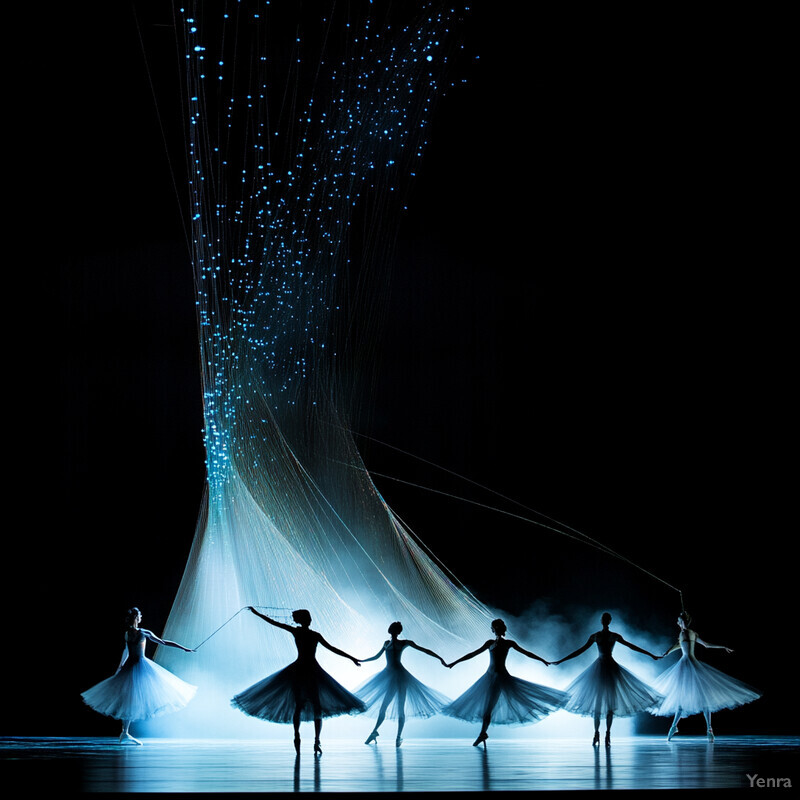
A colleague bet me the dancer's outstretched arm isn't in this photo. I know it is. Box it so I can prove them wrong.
[616,633,661,659]
[318,635,361,666]
[247,606,294,633]
[695,634,733,653]
[660,639,681,658]
[510,640,551,665]
[358,642,389,663]
[446,640,492,668]
[407,640,448,666]
[552,637,594,665]
[142,629,194,652]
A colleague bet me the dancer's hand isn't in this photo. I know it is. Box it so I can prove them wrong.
[438,657,447,666]
[725,647,734,654]
[352,657,361,666]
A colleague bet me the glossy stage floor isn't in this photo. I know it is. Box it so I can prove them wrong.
[1,734,797,795]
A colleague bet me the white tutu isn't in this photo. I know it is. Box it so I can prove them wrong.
[563,657,663,718]
[650,647,761,718]
[82,653,196,721]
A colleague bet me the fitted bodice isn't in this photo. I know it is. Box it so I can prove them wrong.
[124,628,148,663]
[487,638,511,673]
[593,630,617,660]
[291,627,320,663]
[384,639,408,669]
[678,638,697,660]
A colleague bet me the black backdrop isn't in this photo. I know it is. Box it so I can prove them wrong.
[7,2,793,737]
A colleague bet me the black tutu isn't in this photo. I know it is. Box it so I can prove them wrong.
[232,659,367,723]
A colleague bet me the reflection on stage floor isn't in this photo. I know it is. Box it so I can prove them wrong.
[1,735,797,793]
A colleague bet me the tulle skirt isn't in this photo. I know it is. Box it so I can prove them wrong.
[81,657,197,721]
[562,657,663,718]
[442,669,569,726]
[356,665,451,720]
[649,656,761,718]
[232,660,367,723]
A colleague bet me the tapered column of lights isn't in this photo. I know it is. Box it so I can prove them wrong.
[155,2,491,724]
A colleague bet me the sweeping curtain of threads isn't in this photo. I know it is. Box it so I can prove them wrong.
[147,4,495,709]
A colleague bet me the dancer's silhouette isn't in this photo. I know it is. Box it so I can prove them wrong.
[231,607,366,754]
[553,612,662,746]
[651,611,761,741]
[357,621,450,747]
[442,618,568,747]
[81,607,196,744]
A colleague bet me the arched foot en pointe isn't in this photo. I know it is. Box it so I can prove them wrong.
[395,737,403,748]
[605,732,611,747]
[119,733,142,746]
[364,730,379,745]
[667,724,679,741]
[294,736,301,755]
[592,732,600,746]
[707,728,715,742]
[473,732,488,748]
[314,738,322,756]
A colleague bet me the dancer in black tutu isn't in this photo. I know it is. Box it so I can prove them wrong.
[443,618,568,747]
[231,607,366,754]
[357,621,450,747]
[553,612,662,746]
[81,607,196,744]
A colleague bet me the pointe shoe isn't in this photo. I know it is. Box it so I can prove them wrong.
[119,732,142,745]
[294,736,301,755]
[365,730,379,745]
[605,731,611,747]
[314,738,322,755]
[395,737,403,748]
[592,732,600,746]
[667,724,678,741]
[473,732,488,748]
[707,728,715,742]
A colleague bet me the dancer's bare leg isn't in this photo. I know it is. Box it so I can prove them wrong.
[366,690,396,744]
[293,707,302,754]
[119,720,142,745]
[605,711,613,746]
[704,709,714,741]
[396,686,407,746]
[668,709,681,740]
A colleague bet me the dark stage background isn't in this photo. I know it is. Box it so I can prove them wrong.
[7,2,793,739]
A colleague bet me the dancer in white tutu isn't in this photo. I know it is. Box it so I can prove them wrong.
[651,611,761,741]
[81,607,196,744]
[442,618,568,747]
[357,621,450,747]
[231,608,366,755]
[553,612,662,746]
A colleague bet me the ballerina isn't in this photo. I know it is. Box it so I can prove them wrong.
[651,611,761,741]
[357,621,450,747]
[552,612,662,746]
[81,607,196,744]
[231,607,366,755]
[442,618,569,747]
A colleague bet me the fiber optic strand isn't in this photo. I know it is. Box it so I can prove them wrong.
[192,606,294,650]
[345,429,686,612]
